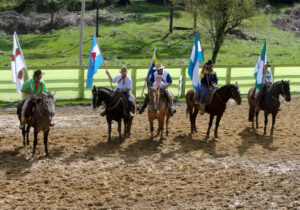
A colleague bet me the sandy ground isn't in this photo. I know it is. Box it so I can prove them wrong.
[0,97,299,209]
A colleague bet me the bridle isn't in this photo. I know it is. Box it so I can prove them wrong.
[215,85,240,105]
[267,82,287,102]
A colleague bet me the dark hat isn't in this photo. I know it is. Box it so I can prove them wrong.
[265,61,271,67]
[205,60,214,65]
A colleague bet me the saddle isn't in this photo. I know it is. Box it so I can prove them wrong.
[206,86,217,105]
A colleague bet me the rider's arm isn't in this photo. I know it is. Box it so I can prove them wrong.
[200,64,207,77]
[21,79,34,95]
[106,70,113,83]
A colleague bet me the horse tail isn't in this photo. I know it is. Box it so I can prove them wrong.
[248,106,255,122]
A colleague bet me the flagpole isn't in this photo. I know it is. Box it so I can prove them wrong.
[14,32,35,95]
[140,47,157,99]
[94,34,113,90]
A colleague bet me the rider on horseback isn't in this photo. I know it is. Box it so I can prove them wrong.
[138,64,176,116]
[198,60,218,115]
[19,70,53,129]
[102,66,135,118]
[252,62,273,106]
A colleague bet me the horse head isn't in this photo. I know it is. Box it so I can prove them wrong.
[149,86,161,113]
[230,82,242,105]
[41,92,56,117]
[281,80,291,102]
[92,86,101,110]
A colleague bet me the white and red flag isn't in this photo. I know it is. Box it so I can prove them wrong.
[11,32,27,93]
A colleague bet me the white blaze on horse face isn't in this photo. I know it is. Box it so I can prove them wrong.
[46,96,55,117]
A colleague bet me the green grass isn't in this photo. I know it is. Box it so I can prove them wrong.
[0,2,300,67]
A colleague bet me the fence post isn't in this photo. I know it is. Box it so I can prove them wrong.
[271,66,275,79]
[78,66,85,99]
[226,67,231,84]
[131,67,137,96]
[181,67,186,96]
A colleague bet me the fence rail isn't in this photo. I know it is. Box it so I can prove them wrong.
[0,64,299,101]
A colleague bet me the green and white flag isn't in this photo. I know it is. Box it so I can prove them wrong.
[254,40,267,91]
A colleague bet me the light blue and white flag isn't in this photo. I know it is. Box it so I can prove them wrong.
[86,35,104,88]
[188,32,204,91]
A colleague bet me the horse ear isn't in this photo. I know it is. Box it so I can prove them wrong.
[235,81,238,86]
[52,91,56,96]
[93,85,96,90]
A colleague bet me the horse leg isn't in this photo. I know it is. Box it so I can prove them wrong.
[22,127,26,146]
[159,117,165,140]
[256,110,259,129]
[32,129,38,158]
[26,125,30,146]
[188,107,194,133]
[150,119,154,140]
[118,120,122,140]
[166,114,170,137]
[214,115,222,138]
[107,119,112,143]
[264,111,269,135]
[43,129,49,156]
[270,112,278,137]
[206,114,214,138]
[249,106,255,129]
[192,108,199,133]
[127,118,133,138]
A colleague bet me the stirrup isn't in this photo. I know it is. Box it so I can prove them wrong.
[100,110,106,116]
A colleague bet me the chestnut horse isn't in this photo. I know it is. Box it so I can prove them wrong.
[186,84,241,138]
[147,87,171,140]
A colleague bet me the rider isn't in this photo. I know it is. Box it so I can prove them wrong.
[198,60,218,115]
[19,70,50,129]
[153,75,166,88]
[103,66,135,118]
[253,62,273,106]
[138,64,176,116]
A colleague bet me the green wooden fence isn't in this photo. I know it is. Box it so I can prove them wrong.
[0,64,299,101]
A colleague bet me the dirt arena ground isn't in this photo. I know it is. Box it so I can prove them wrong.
[0,97,299,209]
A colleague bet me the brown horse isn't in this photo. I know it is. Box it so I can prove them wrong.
[147,87,171,140]
[186,84,241,138]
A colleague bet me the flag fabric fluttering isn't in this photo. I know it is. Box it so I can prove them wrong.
[147,48,158,89]
[86,35,104,88]
[11,32,27,93]
[188,32,204,91]
[254,40,267,91]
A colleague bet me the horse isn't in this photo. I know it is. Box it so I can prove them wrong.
[17,92,56,157]
[92,86,135,143]
[247,80,291,136]
[147,87,171,140]
[186,83,241,138]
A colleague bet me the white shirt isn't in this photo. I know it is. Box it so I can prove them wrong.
[264,70,273,84]
[153,81,166,88]
[112,75,132,90]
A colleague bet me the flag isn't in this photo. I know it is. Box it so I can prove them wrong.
[254,40,267,90]
[188,32,204,91]
[86,35,104,88]
[11,32,26,93]
[147,48,158,88]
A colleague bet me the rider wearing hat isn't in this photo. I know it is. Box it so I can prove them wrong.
[19,70,50,129]
[104,66,135,118]
[253,61,273,105]
[138,64,176,116]
[198,60,218,115]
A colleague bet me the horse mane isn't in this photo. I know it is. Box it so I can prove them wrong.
[217,84,236,92]
[96,87,115,96]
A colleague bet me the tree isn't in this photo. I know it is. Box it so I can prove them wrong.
[198,0,255,63]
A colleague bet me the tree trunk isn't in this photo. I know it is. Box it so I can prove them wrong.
[96,0,99,37]
[193,11,197,30]
[79,0,85,66]
[169,5,173,34]
[50,0,54,28]
[211,35,224,63]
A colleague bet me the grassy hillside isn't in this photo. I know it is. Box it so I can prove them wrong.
[0,2,300,67]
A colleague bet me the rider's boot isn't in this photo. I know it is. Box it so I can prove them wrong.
[199,103,205,115]
[167,95,176,116]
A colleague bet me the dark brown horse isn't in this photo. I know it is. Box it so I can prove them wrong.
[17,92,56,157]
[186,84,241,138]
[147,87,171,140]
[248,80,291,136]
[92,86,135,143]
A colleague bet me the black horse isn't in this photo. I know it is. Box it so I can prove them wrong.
[92,86,135,143]
[186,83,242,138]
[248,80,291,136]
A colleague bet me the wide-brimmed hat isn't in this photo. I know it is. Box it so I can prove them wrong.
[205,60,214,66]
[265,61,271,67]
[120,66,128,74]
[153,64,164,70]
